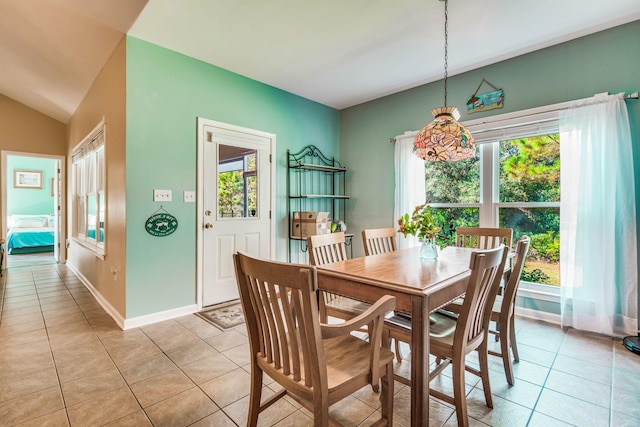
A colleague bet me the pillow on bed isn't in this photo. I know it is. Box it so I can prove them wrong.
[13,217,47,228]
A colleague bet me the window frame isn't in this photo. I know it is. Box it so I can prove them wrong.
[71,121,106,258]
[425,112,562,294]
[217,151,258,218]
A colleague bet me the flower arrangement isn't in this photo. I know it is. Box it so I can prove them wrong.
[397,204,442,240]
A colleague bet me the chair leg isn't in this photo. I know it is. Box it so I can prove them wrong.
[313,393,330,427]
[452,354,469,427]
[380,361,395,423]
[248,365,264,427]
[318,293,329,324]
[500,320,515,386]
[395,339,403,362]
[509,315,519,362]
[478,342,494,408]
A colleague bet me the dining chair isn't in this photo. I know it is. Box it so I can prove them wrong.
[362,227,411,363]
[488,235,530,385]
[234,251,396,427]
[362,227,397,256]
[455,226,513,250]
[385,245,509,427]
[443,236,530,385]
[307,232,372,322]
[456,226,513,292]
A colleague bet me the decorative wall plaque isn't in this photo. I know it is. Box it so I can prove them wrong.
[145,207,178,236]
[467,78,504,114]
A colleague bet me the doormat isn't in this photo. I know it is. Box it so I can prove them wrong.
[196,300,245,330]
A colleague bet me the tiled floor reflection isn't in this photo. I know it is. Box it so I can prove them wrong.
[1,257,639,426]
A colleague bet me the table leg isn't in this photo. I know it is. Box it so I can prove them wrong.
[411,295,429,426]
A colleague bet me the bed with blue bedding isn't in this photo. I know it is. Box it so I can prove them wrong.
[6,215,55,254]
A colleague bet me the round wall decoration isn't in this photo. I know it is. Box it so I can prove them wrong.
[145,212,178,236]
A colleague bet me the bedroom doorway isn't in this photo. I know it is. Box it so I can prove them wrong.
[1,151,66,270]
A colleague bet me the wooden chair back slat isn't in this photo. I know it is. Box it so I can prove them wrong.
[308,232,347,266]
[455,227,513,250]
[501,236,531,316]
[234,252,324,392]
[362,228,397,256]
[456,245,509,346]
[234,251,396,425]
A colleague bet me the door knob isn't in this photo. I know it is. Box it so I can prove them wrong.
[204,223,213,229]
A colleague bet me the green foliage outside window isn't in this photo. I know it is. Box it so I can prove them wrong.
[425,156,480,247]
[218,170,244,217]
[218,153,258,218]
[424,134,561,285]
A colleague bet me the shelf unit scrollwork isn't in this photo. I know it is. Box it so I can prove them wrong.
[287,145,352,263]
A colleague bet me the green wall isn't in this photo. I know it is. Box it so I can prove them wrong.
[124,22,639,320]
[125,37,339,317]
[340,20,640,258]
[339,20,640,318]
[6,155,56,216]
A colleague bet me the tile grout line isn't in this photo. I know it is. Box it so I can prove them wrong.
[32,263,73,427]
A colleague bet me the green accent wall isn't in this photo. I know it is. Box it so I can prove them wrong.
[340,20,640,256]
[339,21,640,317]
[125,37,339,317]
[6,155,57,216]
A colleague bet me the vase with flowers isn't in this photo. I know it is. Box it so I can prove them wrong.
[397,204,441,259]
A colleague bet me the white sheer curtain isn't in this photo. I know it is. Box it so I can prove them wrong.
[559,94,638,336]
[394,132,426,250]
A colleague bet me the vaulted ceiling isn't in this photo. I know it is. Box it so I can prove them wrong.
[2,0,639,123]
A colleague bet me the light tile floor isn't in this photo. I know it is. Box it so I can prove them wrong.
[1,256,639,426]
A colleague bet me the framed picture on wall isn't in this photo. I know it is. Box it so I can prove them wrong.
[14,170,43,189]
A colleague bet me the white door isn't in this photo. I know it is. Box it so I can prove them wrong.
[199,120,274,307]
[53,160,61,262]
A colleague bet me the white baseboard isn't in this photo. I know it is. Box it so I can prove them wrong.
[67,263,198,330]
[123,304,199,330]
[515,306,561,325]
[67,263,126,329]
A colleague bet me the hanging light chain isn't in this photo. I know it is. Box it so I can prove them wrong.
[443,0,449,106]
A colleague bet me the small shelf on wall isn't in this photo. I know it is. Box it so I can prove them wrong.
[289,194,350,199]
[290,233,355,242]
[289,163,347,173]
[287,145,351,263]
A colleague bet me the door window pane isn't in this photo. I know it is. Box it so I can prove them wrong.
[218,145,258,218]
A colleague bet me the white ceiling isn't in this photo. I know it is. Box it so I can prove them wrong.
[2,0,640,123]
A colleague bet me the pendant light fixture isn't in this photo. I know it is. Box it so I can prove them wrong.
[413,0,475,161]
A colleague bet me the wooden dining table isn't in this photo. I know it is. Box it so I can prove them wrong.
[316,245,478,427]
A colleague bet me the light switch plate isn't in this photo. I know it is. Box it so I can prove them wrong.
[183,191,195,202]
[153,189,172,202]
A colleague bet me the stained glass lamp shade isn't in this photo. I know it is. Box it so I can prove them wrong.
[412,0,475,162]
[413,106,475,161]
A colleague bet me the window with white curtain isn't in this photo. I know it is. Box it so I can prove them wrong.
[396,109,562,287]
[72,122,106,257]
[395,93,637,334]
[423,132,560,286]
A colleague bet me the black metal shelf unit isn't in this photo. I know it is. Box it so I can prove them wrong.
[287,145,350,263]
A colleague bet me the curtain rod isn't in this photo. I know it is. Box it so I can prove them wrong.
[72,129,103,153]
[389,91,638,143]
